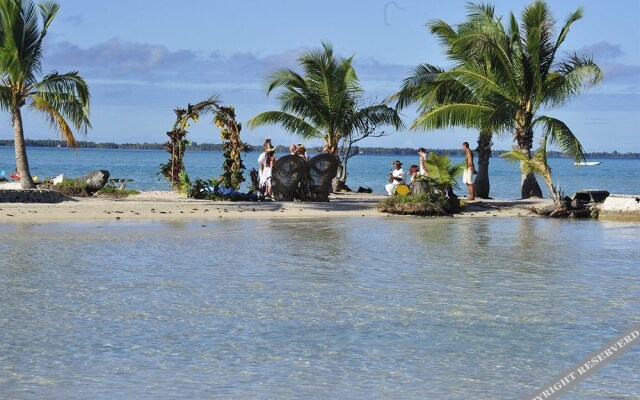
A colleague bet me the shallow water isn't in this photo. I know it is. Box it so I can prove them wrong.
[0,217,638,399]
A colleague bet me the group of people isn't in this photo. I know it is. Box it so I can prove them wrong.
[384,147,428,196]
[0,167,20,182]
[257,139,311,199]
[257,139,478,200]
[384,142,476,200]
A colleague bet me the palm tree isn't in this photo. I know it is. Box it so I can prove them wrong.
[393,1,601,199]
[391,5,515,199]
[501,117,586,205]
[0,0,91,189]
[391,62,498,199]
[424,152,465,198]
[248,42,402,162]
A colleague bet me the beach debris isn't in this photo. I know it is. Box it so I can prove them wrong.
[52,174,64,185]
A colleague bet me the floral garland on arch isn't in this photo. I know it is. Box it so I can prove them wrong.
[159,97,249,195]
[214,106,249,190]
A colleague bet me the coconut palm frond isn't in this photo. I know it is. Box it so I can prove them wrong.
[30,95,78,147]
[534,115,586,162]
[544,54,602,107]
[411,103,491,131]
[0,0,43,80]
[38,1,60,35]
[0,85,12,111]
[386,63,445,109]
[500,148,540,176]
[425,152,465,194]
[553,7,584,62]
[248,110,321,139]
[352,104,404,132]
[33,71,91,131]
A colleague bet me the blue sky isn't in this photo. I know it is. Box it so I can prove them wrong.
[16,0,640,152]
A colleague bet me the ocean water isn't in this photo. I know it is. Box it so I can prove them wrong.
[1,146,639,198]
[0,218,638,399]
[1,146,639,398]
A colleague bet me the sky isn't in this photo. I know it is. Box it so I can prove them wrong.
[14,0,640,152]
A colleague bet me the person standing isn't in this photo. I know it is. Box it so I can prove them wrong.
[417,147,428,177]
[385,160,405,195]
[462,142,476,200]
[258,138,272,178]
[260,146,276,199]
[289,144,297,155]
[295,144,309,160]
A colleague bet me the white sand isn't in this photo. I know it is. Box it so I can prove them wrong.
[0,190,551,223]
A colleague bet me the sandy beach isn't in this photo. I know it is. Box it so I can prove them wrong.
[0,191,552,223]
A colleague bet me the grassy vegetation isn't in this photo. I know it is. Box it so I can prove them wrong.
[45,179,89,197]
[377,193,462,216]
[95,186,140,198]
[38,179,139,198]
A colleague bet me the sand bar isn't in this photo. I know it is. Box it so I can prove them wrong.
[0,191,553,223]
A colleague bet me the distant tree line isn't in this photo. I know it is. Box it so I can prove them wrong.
[0,139,638,158]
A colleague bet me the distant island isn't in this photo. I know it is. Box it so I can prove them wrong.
[1,139,638,158]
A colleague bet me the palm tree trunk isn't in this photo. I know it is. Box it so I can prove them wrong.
[517,126,543,199]
[473,132,492,198]
[12,107,36,189]
[521,171,543,199]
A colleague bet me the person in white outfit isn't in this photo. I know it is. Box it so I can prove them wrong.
[418,147,428,177]
[462,142,476,200]
[385,160,405,195]
[260,146,276,199]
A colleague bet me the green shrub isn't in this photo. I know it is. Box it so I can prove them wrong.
[51,179,89,197]
[377,193,462,216]
[96,186,140,198]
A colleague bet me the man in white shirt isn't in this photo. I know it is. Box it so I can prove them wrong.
[385,160,406,195]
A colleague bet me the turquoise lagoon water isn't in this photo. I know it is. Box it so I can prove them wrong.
[1,146,639,398]
[0,217,639,399]
[1,146,639,198]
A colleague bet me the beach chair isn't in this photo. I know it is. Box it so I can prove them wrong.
[307,153,339,201]
[272,155,306,201]
[106,178,133,190]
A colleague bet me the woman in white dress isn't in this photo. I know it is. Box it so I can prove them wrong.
[260,147,276,199]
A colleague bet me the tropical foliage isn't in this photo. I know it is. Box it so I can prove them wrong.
[160,97,248,193]
[391,1,602,199]
[0,0,91,189]
[214,106,249,190]
[248,42,402,161]
[160,97,221,191]
[423,152,466,197]
[377,192,456,217]
[501,118,585,205]
[379,153,465,216]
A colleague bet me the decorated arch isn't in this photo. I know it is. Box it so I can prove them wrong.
[159,96,249,193]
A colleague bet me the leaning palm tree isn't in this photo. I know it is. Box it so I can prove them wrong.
[393,1,601,199]
[501,117,586,205]
[248,42,402,160]
[0,0,91,189]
